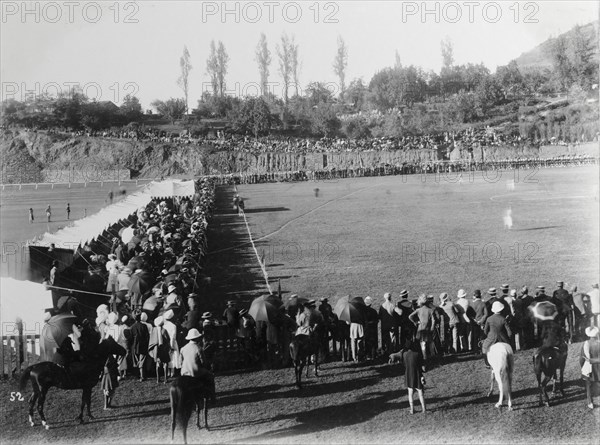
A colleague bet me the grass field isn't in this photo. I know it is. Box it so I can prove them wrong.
[230,166,599,302]
[1,166,599,444]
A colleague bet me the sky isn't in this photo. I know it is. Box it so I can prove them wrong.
[1,1,598,109]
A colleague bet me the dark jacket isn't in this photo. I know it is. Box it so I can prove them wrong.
[130,321,150,355]
[482,314,511,354]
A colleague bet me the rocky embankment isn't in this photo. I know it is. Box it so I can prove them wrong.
[1,129,597,183]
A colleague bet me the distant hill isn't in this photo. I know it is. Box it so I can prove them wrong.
[513,20,599,72]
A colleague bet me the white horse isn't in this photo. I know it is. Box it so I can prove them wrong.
[487,342,514,410]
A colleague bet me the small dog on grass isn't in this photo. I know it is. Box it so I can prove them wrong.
[388,352,404,364]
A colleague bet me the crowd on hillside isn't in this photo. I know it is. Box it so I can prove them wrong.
[12,125,594,155]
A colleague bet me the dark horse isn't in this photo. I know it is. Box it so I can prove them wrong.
[289,330,322,389]
[20,336,126,429]
[533,342,568,406]
[533,320,569,407]
[170,372,216,444]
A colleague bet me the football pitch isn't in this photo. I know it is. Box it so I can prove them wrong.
[232,166,599,301]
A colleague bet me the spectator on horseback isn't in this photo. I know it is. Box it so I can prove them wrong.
[379,293,399,357]
[179,328,208,377]
[481,301,512,368]
[364,297,379,361]
[552,281,574,340]
[580,326,600,409]
[295,300,323,338]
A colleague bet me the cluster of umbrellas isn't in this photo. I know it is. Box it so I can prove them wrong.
[247,294,368,323]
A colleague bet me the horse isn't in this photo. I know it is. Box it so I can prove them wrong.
[289,331,321,389]
[533,342,568,406]
[486,342,514,410]
[169,373,216,444]
[20,335,126,429]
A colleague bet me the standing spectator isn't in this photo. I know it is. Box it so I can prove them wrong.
[398,290,415,348]
[402,340,427,414]
[105,254,122,294]
[236,309,256,364]
[163,310,180,378]
[130,313,150,382]
[349,317,364,363]
[364,296,379,361]
[572,286,591,340]
[100,346,123,410]
[182,294,201,333]
[580,326,600,409]
[46,204,51,222]
[49,260,60,309]
[440,293,460,354]
[223,300,240,346]
[519,286,535,348]
[66,203,71,220]
[279,306,297,367]
[409,294,436,361]
[379,293,398,357]
[149,316,171,383]
[28,208,34,224]
[471,290,489,352]
[117,315,132,380]
[456,289,472,351]
[588,284,600,328]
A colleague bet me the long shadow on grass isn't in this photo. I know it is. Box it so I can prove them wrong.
[232,391,404,442]
[216,375,381,407]
[204,185,271,310]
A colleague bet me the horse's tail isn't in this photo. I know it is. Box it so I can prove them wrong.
[19,366,32,392]
[501,349,514,396]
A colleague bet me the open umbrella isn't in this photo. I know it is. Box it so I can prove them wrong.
[40,313,78,361]
[531,301,558,321]
[128,270,153,296]
[334,296,364,323]
[121,227,135,244]
[249,294,283,323]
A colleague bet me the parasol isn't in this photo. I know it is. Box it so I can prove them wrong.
[40,314,78,361]
[531,301,558,321]
[334,295,364,323]
[128,270,153,296]
[248,294,283,323]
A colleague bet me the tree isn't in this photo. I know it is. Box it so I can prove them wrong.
[289,36,300,97]
[255,33,271,96]
[276,33,293,104]
[119,95,143,123]
[570,24,597,90]
[551,34,572,91]
[441,37,454,70]
[332,36,348,97]
[345,78,368,110]
[53,90,87,129]
[495,61,523,99]
[151,98,186,123]
[178,45,192,113]
[305,82,335,107]
[229,97,273,138]
[394,50,402,69]
[216,41,229,97]
[309,103,341,137]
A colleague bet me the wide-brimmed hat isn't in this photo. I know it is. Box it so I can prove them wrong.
[491,301,504,314]
[585,326,599,338]
[501,284,509,291]
[399,289,408,298]
[201,312,213,319]
[167,284,177,293]
[319,297,328,303]
[457,289,467,299]
[305,299,316,307]
[185,328,203,340]
[536,285,545,292]
[557,280,564,286]
[488,288,497,296]
[226,300,236,306]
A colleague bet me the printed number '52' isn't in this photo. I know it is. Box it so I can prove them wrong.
[10,392,24,401]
